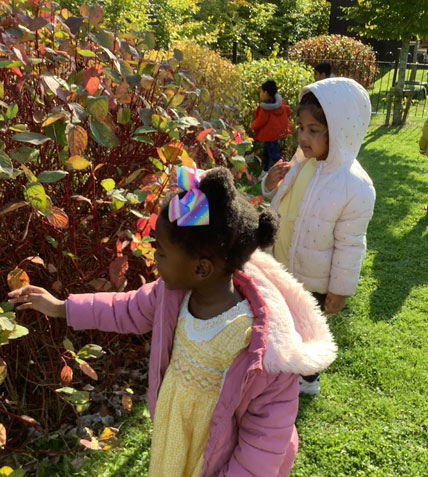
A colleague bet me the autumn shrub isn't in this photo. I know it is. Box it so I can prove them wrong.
[238,56,312,162]
[288,34,378,89]
[169,40,243,113]
[0,0,251,458]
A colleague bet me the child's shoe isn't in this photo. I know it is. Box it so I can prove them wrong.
[299,375,320,395]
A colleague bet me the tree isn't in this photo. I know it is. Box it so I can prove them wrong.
[343,0,428,125]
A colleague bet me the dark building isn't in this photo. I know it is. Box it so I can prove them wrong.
[328,0,401,61]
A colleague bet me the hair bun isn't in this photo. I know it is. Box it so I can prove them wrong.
[199,167,236,206]
[257,209,279,249]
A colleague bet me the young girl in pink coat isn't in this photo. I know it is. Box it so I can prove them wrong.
[9,166,336,476]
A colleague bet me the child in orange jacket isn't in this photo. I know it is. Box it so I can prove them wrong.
[250,80,293,178]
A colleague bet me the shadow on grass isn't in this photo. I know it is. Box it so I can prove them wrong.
[358,128,428,322]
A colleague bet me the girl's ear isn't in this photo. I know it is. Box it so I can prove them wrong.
[195,258,214,281]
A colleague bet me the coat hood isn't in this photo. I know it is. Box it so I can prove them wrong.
[243,250,337,376]
[299,77,371,169]
[260,93,283,112]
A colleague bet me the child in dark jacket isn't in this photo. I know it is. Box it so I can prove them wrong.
[250,80,293,177]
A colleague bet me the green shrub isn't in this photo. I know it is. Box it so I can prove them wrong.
[0,0,250,457]
[288,34,378,89]
[238,57,312,161]
[170,40,243,111]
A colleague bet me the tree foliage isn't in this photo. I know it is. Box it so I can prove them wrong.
[342,0,428,41]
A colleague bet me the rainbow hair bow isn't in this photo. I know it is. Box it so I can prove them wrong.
[168,163,210,226]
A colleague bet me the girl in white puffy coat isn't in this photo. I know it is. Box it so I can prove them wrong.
[262,77,375,393]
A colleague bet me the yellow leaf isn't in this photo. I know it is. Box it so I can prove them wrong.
[99,426,118,441]
[0,358,7,386]
[42,113,66,127]
[7,268,30,291]
[122,394,132,411]
[65,155,91,171]
[0,425,6,450]
[79,360,98,380]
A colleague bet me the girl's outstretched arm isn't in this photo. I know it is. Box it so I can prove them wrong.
[65,280,161,334]
[219,372,299,476]
[8,286,66,317]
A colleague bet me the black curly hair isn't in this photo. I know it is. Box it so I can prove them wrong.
[160,167,279,273]
[297,91,327,126]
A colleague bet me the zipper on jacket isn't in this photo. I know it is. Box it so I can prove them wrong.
[289,165,321,273]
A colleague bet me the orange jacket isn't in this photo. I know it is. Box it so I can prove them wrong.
[251,96,293,142]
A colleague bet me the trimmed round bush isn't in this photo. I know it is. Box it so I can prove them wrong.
[288,34,378,89]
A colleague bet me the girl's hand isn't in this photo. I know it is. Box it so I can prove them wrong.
[8,285,66,318]
[265,160,291,191]
[325,293,346,314]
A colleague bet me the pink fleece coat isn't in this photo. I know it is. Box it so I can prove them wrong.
[66,250,337,476]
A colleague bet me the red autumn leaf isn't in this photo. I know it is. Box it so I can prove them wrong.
[205,144,214,160]
[197,128,213,142]
[249,195,265,208]
[234,130,243,144]
[11,67,23,77]
[83,67,100,95]
[109,256,128,290]
[136,213,157,236]
[130,232,141,251]
[60,365,73,384]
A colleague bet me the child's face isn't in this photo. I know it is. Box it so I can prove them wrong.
[259,88,270,101]
[297,109,329,161]
[153,216,201,290]
[314,70,327,82]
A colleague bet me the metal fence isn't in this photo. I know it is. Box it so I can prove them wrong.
[370,60,428,118]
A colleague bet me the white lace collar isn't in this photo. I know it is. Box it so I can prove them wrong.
[179,292,253,343]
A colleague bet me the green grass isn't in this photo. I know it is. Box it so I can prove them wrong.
[60,118,428,476]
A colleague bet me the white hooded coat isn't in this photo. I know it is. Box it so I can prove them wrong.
[262,77,376,296]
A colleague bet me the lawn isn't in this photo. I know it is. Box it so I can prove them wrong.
[70,118,428,476]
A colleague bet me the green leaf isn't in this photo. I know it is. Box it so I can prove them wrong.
[87,96,108,122]
[10,146,39,164]
[77,344,105,359]
[89,120,119,149]
[56,387,90,404]
[78,49,96,57]
[176,116,200,128]
[0,151,13,178]
[6,103,18,119]
[0,60,23,68]
[173,48,183,62]
[8,324,29,340]
[0,315,15,331]
[132,136,154,145]
[12,132,51,145]
[94,30,114,51]
[125,74,141,89]
[134,126,156,134]
[118,60,133,78]
[37,170,69,183]
[117,106,131,125]
[152,114,168,131]
[200,88,210,104]
[63,337,75,353]
[104,67,121,83]
[24,182,50,214]
[101,178,115,191]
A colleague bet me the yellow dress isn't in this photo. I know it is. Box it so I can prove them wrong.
[148,292,254,477]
